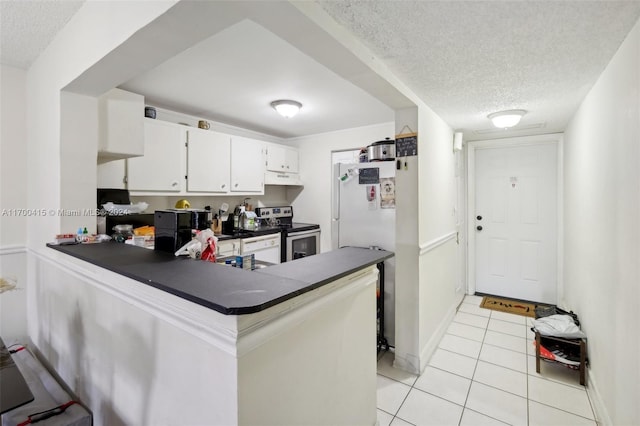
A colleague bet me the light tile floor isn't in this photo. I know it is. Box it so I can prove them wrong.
[377,295,597,426]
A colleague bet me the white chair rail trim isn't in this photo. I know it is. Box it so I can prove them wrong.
[418,231,457,256]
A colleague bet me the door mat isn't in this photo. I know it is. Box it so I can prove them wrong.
[480,295,538,318]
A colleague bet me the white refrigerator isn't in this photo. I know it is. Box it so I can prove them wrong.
[332,161,396,346]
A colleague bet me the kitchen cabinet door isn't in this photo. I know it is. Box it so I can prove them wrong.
[128,119,185,192]
[97,88,144,161]
[266,144,299,173]
[284,146,299,173]
[216,239,240,257]
[97,159,126,189]
[230,136,264,193]
[187,129,230,193]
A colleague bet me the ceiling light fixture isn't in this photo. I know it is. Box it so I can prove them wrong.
[271,100,302,118]
[488,109,526,129]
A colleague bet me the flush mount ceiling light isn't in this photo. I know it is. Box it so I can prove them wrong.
[488,110,526,129]
[271,100,302,118]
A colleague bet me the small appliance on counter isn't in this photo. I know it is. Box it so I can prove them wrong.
[367,138,395,161]
[97,188,154,235]
[154,208,212,253]
[154,210,193,254]
[182,208,211,231]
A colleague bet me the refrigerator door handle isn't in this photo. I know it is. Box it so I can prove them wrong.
[332,163,341,220]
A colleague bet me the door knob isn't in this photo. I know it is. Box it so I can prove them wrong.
[476,215,483,221]
[476,226,483,231]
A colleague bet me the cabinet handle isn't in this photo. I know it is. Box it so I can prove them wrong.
[234,183,238,188]
[172,181,178,187]
[221,183,226,189]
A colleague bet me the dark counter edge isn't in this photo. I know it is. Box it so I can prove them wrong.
[46,243,393,316]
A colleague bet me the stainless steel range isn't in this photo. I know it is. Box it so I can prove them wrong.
[255,206,320,262]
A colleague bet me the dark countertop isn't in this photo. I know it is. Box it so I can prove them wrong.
[216,226,282,241]
[47,242,393,315]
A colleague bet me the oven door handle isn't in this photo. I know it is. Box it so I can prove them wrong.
[287,229,320,238]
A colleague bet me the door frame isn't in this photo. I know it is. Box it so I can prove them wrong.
[466,134,564,302]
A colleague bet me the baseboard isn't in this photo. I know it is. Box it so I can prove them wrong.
[393,299,459,375]
[418,301,458,373]
[587,372,611,426]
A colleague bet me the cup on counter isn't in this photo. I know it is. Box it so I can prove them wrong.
[198,120,210,130]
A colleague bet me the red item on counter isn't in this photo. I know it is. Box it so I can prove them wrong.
[200,237,217,262]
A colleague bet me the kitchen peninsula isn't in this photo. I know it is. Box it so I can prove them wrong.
[45,243,392,425]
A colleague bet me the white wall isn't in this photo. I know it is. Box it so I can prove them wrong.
[26,0,178,250]
[0,65,28,342]
[291,103,460,375]
[415,102,460,372]
[391,103,461,374]
[1,65,28,245]
[289,122,395,252]
[563,18,639,426]
[60,92,99,233]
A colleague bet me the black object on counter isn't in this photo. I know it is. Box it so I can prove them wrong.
[154,210,193,254]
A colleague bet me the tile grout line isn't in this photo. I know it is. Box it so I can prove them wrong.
[457,305,489,426]
[381,297,591,425]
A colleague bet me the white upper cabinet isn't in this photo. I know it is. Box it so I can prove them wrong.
[186,128,231,193]
[266,143,299,173]
[230,136,264,193]
[128,119,185,192]
[97,88,144,161]
[97,160,126,189]
[264,143,302,186]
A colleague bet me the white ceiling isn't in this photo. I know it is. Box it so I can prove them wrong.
[119,19,395,139]
[0,0,84,70]
[2,1,640,141]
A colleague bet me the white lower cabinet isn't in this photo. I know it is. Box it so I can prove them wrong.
[186,128,230,193]
[216,239,240,258]
[230,136,264,193]
[128,119,185,192]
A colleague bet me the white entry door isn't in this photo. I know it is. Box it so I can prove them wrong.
[474,142,557,304]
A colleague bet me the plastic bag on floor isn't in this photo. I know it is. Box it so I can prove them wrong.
[532,314,586,339]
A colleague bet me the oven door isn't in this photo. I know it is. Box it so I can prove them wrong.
[286,229,320,261]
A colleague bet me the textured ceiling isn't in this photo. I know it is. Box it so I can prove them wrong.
[318,0,640,139]
[2,1,640,141]
[0,0,84,69]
